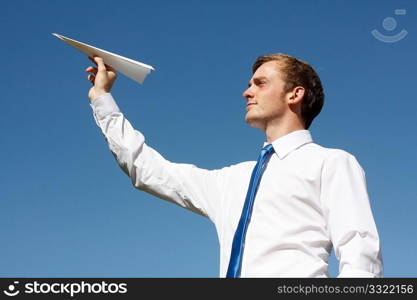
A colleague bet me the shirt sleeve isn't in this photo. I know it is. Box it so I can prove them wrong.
[89,93,228,223]
[320,149,383,277]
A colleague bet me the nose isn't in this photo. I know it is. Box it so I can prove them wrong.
[243,86,254,100]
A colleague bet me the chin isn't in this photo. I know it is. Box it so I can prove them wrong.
[245,115,264,130]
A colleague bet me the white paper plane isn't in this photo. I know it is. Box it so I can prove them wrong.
[52,33,154,84]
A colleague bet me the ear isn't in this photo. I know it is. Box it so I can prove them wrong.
[288,86,305,105]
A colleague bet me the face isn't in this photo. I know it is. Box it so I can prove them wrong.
[243,61,289,130]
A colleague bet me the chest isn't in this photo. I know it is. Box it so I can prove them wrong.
[225,154,325,231]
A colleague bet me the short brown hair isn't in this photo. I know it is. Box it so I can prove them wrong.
[252,54,324,129]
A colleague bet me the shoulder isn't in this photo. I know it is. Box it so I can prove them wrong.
[313,144,365,177]
[307,143,360,163]
[209,160,256,179]
[221,160,256,173]
[298,142,356,164]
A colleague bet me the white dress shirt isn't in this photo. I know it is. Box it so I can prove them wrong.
[90,93,383,278]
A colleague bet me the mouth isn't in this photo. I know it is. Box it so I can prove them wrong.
[246,102,257,111]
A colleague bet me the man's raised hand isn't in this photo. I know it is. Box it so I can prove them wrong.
[86,56,117,101]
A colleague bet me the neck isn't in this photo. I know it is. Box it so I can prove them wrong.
[264,118,305,143]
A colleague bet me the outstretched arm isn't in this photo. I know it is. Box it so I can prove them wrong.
[85,57,228,223]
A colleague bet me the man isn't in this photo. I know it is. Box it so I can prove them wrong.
[85,54,383,277]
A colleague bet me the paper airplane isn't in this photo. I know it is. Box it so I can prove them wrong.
[52,33,154,84]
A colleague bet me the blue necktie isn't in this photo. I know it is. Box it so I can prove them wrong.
[226,144,275,278]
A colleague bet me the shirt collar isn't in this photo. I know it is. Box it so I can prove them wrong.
[263,130,313,160]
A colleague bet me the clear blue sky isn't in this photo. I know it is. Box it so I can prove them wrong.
[1,0,416,277]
